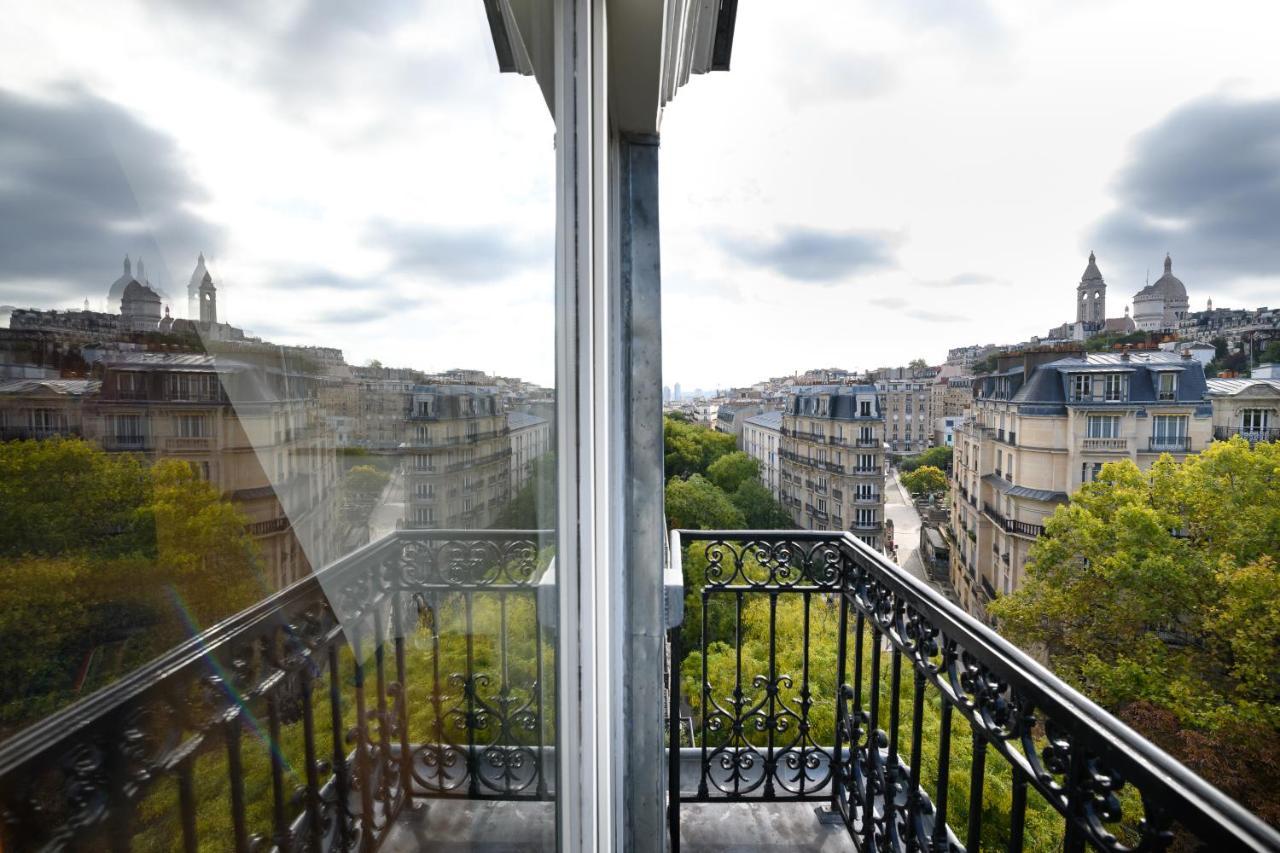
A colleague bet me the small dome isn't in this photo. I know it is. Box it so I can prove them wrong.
[188,253,208,293]
[1150,253,1187,301]
[1080,250,1103,283]
[107,255,136,303]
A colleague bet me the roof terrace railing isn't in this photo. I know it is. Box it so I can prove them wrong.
[666,529,1280,852]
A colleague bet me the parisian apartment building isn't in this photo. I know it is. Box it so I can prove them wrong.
[402,385,514,530]
[740,409,782,499]
[508,410,552,494]
[0,352,344,590]
[777,386,886,549]
[948,347,1214,620]
[876,377,936,454]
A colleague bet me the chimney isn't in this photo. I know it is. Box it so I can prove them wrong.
[1181,348,1192,360]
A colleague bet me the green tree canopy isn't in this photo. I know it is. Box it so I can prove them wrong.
[729,480,794,529]
[0,439,264,736]
[990,438,1280,824]
[901,465,948,497]
[900,445,952,473]
[344,464,390,500]
[664,417,736,479]
[706,450,759,494]
[665,474,746,530]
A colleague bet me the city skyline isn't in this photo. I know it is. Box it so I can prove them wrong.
[3,2,1280,390]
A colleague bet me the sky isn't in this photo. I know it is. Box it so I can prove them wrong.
[2,1,1279,391]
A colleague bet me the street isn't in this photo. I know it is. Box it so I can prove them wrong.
[883,467,927,581]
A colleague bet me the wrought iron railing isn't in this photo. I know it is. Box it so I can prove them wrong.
[0,529,554,852]
[667,530,1279,852]
[1214,426,1280,444]
[1148,436,1192,452]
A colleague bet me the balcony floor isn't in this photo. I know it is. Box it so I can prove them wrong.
[383,799,853,851]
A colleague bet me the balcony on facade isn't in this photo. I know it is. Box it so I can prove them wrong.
[1080,436,1131,453]
[1146,435,1193,452]
[1213,426,1280,444]
[3,528,1274,852]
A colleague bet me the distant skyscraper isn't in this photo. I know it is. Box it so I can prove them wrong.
[663,385,672,403]
[673,383,682,401]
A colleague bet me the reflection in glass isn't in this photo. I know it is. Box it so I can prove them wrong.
[0,3,556,849]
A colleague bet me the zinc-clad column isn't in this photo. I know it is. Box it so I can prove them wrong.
[613,132,665,853]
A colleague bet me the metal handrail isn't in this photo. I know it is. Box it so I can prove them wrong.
[666,528,1279,852]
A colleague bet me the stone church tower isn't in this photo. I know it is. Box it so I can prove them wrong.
[1076,251,1106,328]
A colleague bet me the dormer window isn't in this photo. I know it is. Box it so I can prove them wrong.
[1104,373,1125,402]
[1070,374,1089,401]
[1157,372,1177,401]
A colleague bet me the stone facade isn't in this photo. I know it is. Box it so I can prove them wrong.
[779,386,885,550]
[949,348,1213,621]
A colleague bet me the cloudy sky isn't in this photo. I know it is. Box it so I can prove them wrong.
[2,1,1279,391]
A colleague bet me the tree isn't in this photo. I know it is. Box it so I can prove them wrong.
[706,451,759,494]
[990,439,1280,824]
[0,439,264,736]
[908,357,929,372]
[344,464,390,501]
[664,417,736,480]
[1260,340,1280,365]
[492,453,557,531]
[900,465,947,497]
[900,445,952,473]
[729,480,794,529]
[665,474,746,530]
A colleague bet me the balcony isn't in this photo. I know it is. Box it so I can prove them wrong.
[163,435,214,452]
[1214,426,1280,444]
[983,502,1045,539]
[1,529,1274,852]
[101,434,151,451]
[1080,437,1130,452]
[665,530,1276,852]
[1147,436,1192,452]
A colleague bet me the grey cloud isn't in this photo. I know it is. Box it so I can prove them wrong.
[870,296,907,309]
[143,0,493,120]
[369,220,550,284]
[717,226,897,283]
[1091,96,1280,283]
[274,270,383,293]
[788,53,898,104]
[0,86,222,302]
[906,309,964,323]
[919,273,1009,288]
[310,304,395,325]
[882,0,1006,43]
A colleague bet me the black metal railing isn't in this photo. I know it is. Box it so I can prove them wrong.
[667,530,1279,852]
[1214,426,1280,444]
[0,529,555,852]
[1148,436,1192,452]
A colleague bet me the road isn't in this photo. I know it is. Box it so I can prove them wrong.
[367,462,406,542]
[883,468,927,581]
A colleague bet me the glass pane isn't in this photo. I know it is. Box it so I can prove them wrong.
[0,4,557,850]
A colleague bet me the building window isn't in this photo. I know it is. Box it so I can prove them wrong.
[175,414,208,438]
[1086,415,1121,438]
[1071,374,1089,401]
[1156,372,1177,401]
[1104,373,1125,402]
[1081,461,1103,483]
[114,414,144,445]
[1152,415,1188,447]
[1241,408,1271,433]
[859,400,872,417]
